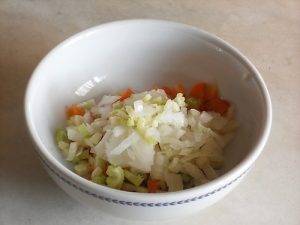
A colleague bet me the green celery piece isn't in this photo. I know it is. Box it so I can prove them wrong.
[92,175,106,185]
[186,97,200,109]
[106,165,124,189]
[55,129,67,143]
[124,170,144,187]
[74,161,90,176]
[77,123,90,138]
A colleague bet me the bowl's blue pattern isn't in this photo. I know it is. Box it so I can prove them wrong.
[41,157,248,207]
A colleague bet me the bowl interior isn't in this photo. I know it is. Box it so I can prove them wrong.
[26,21,267,178]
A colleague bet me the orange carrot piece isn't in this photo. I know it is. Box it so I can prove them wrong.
[204,98,230,115]
[147,179,159,193]
[190,83,205,99]
[204,84,219,101]
[119,88,134,101]
[162,86,172,95]
[162,86,176,98]
[66,105,85,118]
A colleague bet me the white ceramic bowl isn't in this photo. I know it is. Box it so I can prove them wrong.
[25,20,272,220]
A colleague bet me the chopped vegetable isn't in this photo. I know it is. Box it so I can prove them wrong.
[122,182,137,192]
[74,161,90,176]
[120,88,134,101]
[182,162,208,184]
[84,132,102,147]
[66,142,78,161]
[72,149,89,163]
[80,99,95,110]
[124,170,144,187]
[147,179,159,193]
[55,82,237,192]
[69,115,84,126]
[58,141,69,157]
[186,97,201,109]
[77,123,91,138]
[203,84,218,101]
[136,186,148,193]
[202,164,218,180]
[67,105,85,118]
[106,165,124,189]
[203,98,230,115]
[164,171,183,192]
[92,175,106,184]
[162,86,175,98]
[55,129,67,143]
[91,167,106,184]
[190,83,205,99]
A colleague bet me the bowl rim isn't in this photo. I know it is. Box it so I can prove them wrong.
[24,19,272,201]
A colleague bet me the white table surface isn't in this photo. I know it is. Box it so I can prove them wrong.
[1,1,299,224]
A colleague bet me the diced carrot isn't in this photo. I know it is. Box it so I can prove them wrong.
[204,98,230,115]
[66,105,85,118]
[119,88,134,101]
[162,86,177,99]
[204,84,219,101]
[162,86,173,96]
[147,179,159,193]
[190,83,205,99]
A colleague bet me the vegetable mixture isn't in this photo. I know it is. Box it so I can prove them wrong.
[55,82,237,193]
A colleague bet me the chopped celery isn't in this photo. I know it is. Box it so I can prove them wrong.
[55,129,67,143]
[81,99,95,109]
[136,117,146,131]
[115,117,128,126]
[72,150,89,163]
[136,186,148,193]
[95,156,106,170]
[91,167,106,184]
[106,165,124,189]
[92,175,106,185]
[91,167,103,177]
[77,123,90,138]
[143,94,152,102]
[74,161,90,176]
[84,132,102,147]
[58,141,69,157]
[124,170,144,187]
[186,97,200,109]
[66,142,78,161]
[151,96,165,105]
[125,105,134,115]
[121,182,137,192]
[126,117,135,127]
[111,109,128,119]
[112,102,123,110]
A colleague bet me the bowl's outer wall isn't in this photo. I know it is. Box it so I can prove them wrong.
[43,156,246,220]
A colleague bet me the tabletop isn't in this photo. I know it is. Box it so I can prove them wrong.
[0,1,299,225]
